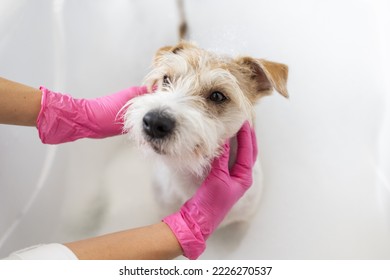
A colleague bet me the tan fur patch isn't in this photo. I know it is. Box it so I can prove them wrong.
[146,41,288,123]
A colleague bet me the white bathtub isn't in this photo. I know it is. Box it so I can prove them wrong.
[1,0,390,259]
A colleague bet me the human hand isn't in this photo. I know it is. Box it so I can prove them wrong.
[163,121,258,259]
[37,86,149,144]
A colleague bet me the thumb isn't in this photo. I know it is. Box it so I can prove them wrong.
[230,121,256,185]
[209,140,230,174]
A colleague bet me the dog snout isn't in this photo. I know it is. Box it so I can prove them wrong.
[142,111,176,139]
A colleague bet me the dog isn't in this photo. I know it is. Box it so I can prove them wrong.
[123,41,288,227]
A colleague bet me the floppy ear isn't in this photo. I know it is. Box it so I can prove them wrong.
[236,56,289,98]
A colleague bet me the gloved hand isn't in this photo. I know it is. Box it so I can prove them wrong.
[37,86,148,144]
[163,121,258,260]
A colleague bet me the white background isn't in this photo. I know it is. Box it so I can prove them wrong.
[1,0,389,259]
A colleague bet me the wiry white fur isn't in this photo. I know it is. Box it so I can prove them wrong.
[122,44,263,226]
[124,64,251,177]
[149,49,252,116]
[124,90,223,177]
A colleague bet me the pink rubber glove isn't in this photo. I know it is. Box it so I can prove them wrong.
[37,86,148,144]
[163,121,258,260]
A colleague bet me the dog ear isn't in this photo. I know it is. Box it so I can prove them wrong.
[154,41,196,62]
[236,57,289,98]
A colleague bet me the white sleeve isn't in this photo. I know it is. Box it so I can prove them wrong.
[3,243,78,260]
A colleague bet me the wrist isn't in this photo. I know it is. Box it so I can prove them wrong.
[37,87,124,144]
[163,212,206,260]
[37,87,99,144]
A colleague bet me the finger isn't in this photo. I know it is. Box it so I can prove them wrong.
[135,85,149,95]
[230,121,254,177]
[210,140,230,172]
[250,124,258,164]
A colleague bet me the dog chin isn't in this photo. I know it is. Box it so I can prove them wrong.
[147,141,166,155]
[146,143,212,178]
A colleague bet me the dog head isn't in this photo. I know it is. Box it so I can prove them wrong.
[123,41,288,176]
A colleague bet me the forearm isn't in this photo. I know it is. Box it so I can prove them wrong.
[64,222,183,260]
[0,77,42,126]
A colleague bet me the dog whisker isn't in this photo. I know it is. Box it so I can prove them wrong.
[123,41,288,227]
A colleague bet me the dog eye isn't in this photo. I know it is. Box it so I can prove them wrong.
[208,91,227,103]
[162,75,171,86]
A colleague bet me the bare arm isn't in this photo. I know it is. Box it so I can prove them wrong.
[64,222,183,260]
[0,77,183,259]
[0,77,42,126]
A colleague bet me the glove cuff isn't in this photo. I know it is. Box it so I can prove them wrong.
[163,212,206,260]
[36,86,104,144]
[36,86,49,143]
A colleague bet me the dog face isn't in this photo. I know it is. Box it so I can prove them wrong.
[123,41,288,176]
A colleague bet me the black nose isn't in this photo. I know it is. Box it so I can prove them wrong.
[142,111,175,139]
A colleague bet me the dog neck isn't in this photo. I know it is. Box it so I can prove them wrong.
[157,136,238,189]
